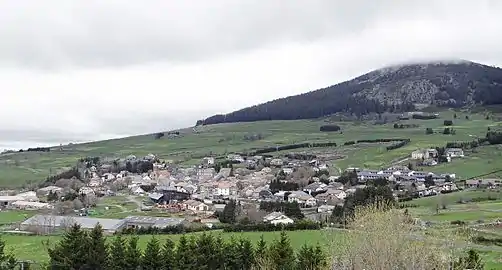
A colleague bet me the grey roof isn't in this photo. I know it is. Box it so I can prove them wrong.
[123,216,185,228]
[21,214,125,231]
[156,185,177,192]
[148,192,163,200]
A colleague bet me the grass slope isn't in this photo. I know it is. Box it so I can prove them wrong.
[1,110,501,187]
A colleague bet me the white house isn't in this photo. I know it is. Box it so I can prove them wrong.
[263,212,294,225]
[102,173,115,182]
[201,157,215,166]
[216,182,231,196]
[79,187,95,196]
[282,168,294,175]
[411,149,438,160]
[183,200,210,212]
[288,191,317,207]
[445,148,464,158]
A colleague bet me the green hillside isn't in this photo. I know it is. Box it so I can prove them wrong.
[1,109,501,188]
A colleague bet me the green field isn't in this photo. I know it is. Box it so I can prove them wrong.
[1,230,332,262]
[1,109,501,188]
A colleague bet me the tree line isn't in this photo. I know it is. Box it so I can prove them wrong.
[42,223,327,270]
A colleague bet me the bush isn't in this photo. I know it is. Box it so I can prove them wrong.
[450,220,466,226]
[154,132,164,139]
[319,125,341,132]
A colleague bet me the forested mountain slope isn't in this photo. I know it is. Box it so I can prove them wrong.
[197,61,502,125]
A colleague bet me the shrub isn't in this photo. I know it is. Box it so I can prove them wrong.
[320,125,341,132]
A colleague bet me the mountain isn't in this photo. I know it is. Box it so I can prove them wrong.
[197,60,502,125]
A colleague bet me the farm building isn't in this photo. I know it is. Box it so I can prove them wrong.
[20,214,187,235]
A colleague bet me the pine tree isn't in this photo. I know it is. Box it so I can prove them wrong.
[125,236,141,270]
[255,234,267,263]
[175,235,193,270]
[193,233,220,270]
[108,235,127,270]
[312,244,327,270]
[220,200,237,224]
[47,223,88,270]
[296,244,315,270]
[238,238,254,270]
[160,238,175,270]
[224,237,240,270]
[141,237,162,270]
[83,224,108,270]
[269,231,296,270]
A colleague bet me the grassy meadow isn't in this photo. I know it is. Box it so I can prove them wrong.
[1,230,334,262]
[1,109,501,188]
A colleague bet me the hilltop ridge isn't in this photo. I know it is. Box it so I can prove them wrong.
[197,60,502,125]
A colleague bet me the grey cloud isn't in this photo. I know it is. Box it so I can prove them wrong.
[0,0,442,70]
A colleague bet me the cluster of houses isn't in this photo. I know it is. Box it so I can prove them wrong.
[2,147,499,233]
[410,147,464,166]
[0,190,52,210]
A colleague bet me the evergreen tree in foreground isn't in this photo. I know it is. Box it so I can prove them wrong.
[125,236,141,270]
[107,235,127,270]
[269,231,296,270]
[160,238,175,270]
[296,243,326,270]
[47,224,88,270]
[175,235,193,270]
[83,223,108,270]
[141,237,162,270]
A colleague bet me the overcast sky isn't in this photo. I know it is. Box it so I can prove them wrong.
[1,0,502,149]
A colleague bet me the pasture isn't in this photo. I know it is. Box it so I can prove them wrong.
[0,109,500,187]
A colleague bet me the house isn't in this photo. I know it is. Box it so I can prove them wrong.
[328,182,344,190]
[182,200,210,212]
[102,173,115,181]
[148,193,164,203]
[422,159,438,166]
[227,154,245,163]
[131,186,146,195]
[216,182,231,196]
[282,168,294,175]
[315,189,347,203]
[288,191,317,207]
[465,179,500,189]
[411,149,438,160]
[303,182,328,194]
[270,159,284,167]
[0,196,25,207]
[263,212,294,225]
[17,191,39,202]
[155,185,190,203]
[445,148,464,158]
[20,214,126,234]
[201,157,215,167]
[317,204,335,213]
[213,204,226,213]
[10,201,52,210]
[79,187,95,196]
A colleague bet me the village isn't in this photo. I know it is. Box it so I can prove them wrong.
[0,146,499,235]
